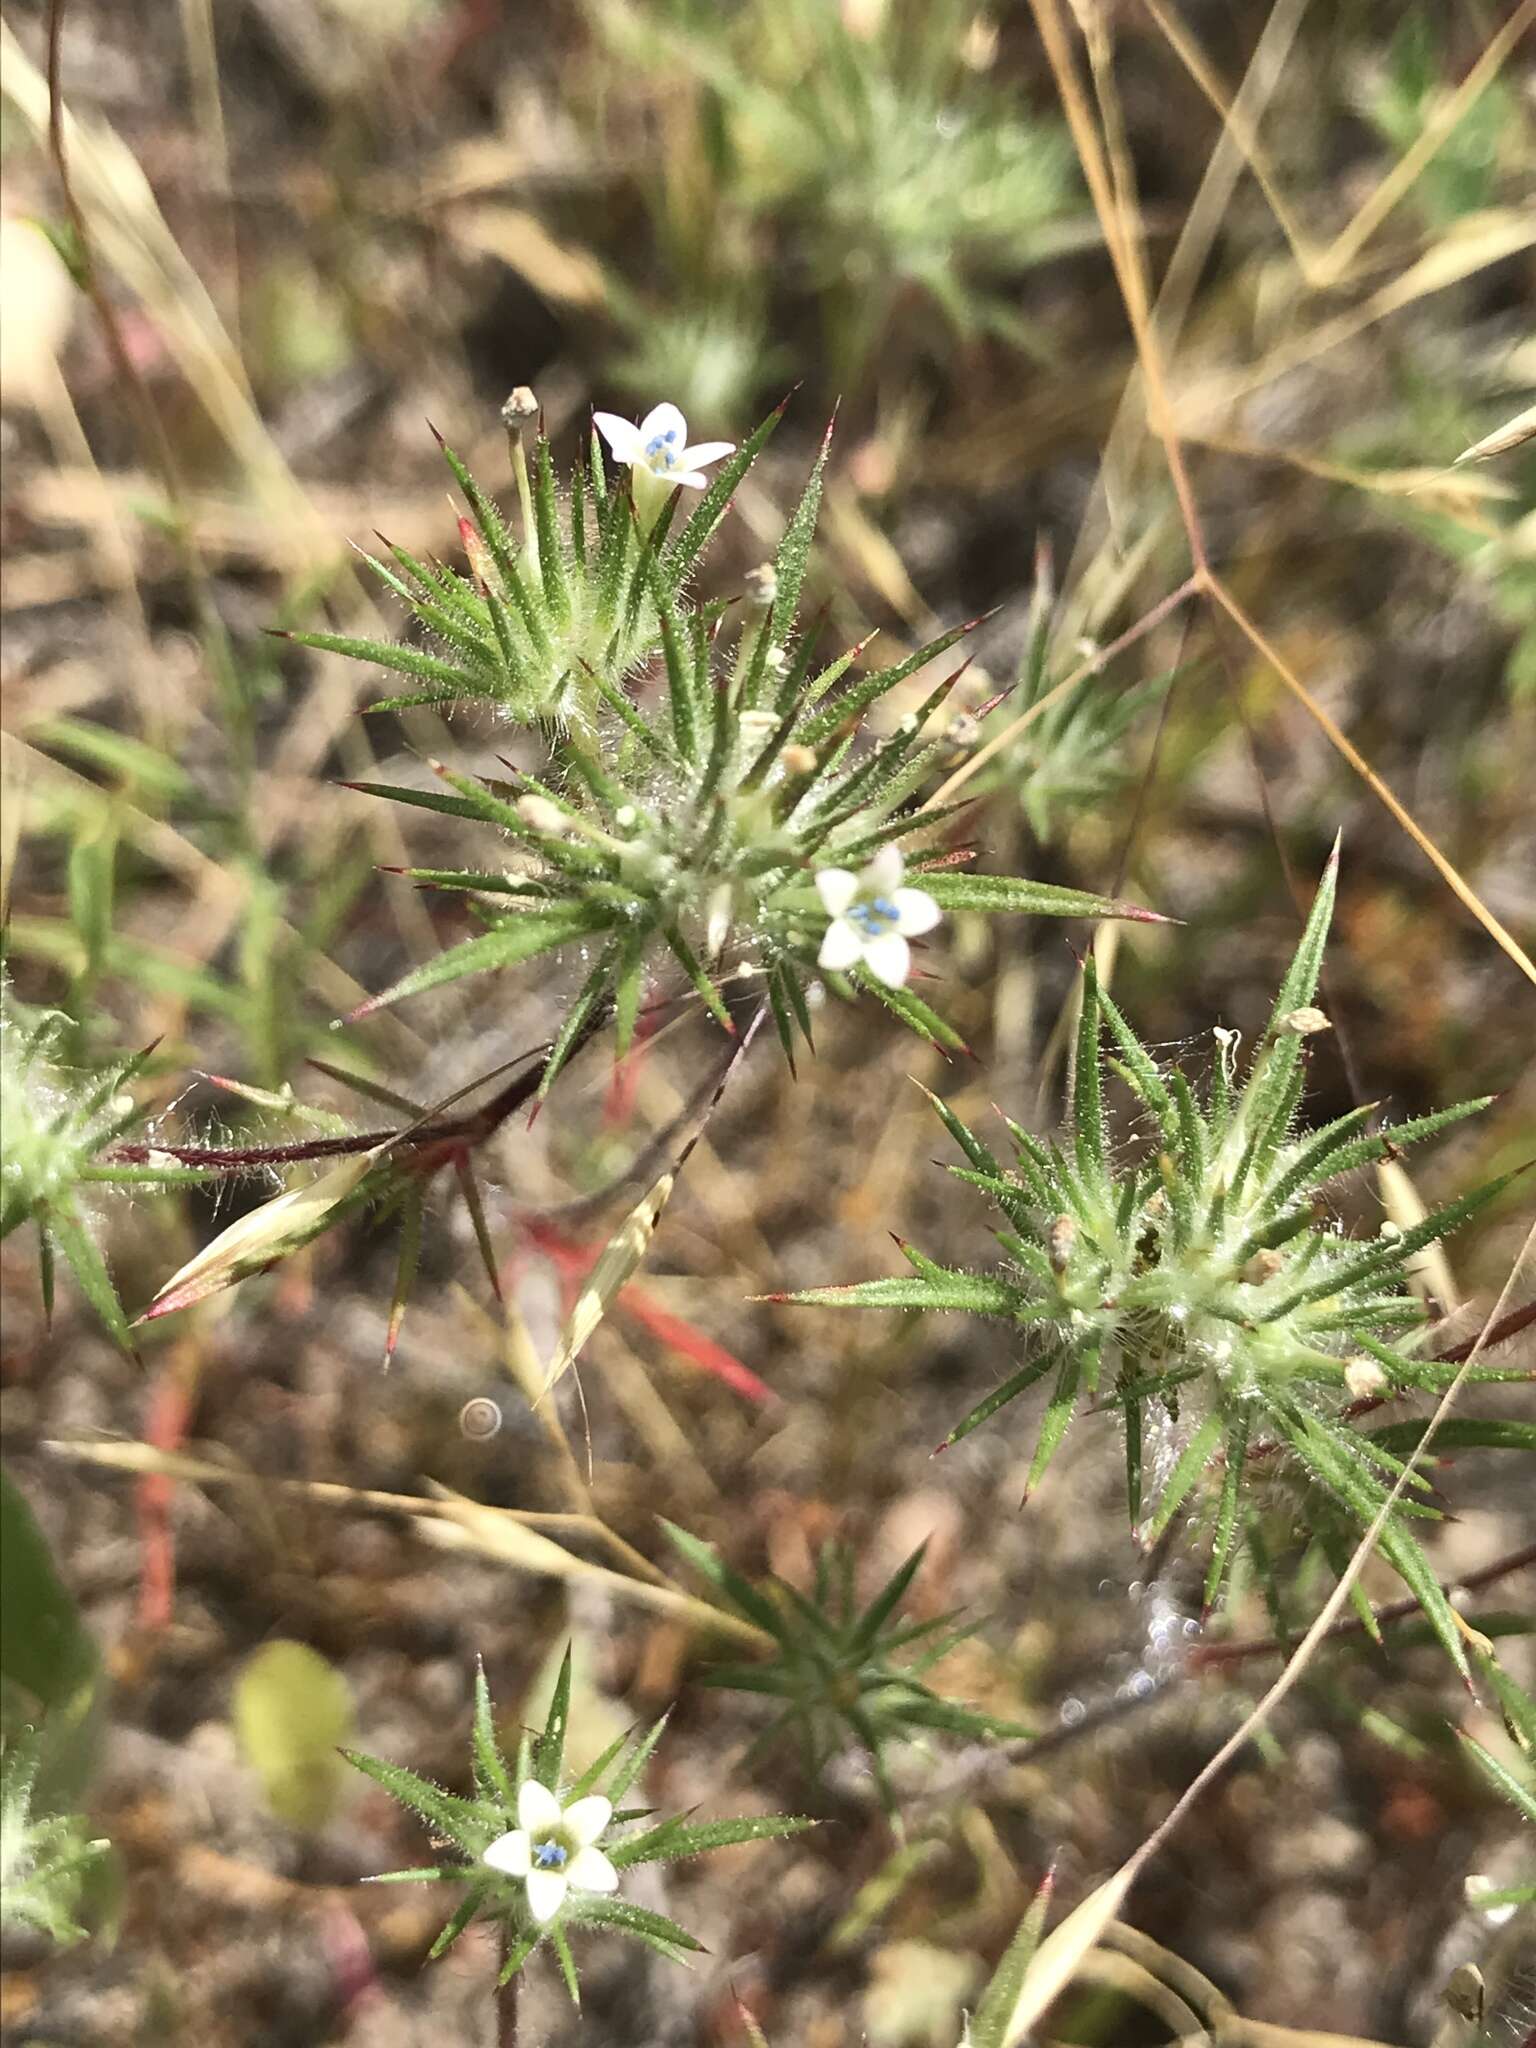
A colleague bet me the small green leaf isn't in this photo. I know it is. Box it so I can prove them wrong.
[233,1641,354,1831]
[533,1645,573,1790]
[1145,1413,1225,1542]
[356,906,616,1016]
[470,1663,515,1810]
[921,873,1166,923]
[967,1869,1056,2048]
[549,1924,581,2004]
[574,1893,705,1959]
[0,1466,99,1720]
[1458,1730,1536,1824]
[782,1273,1031,1316]
[342,1749,488,1845]
[1025,1347,1088,1497]
[609,1813,815,1869]
[38,1200,134,1356]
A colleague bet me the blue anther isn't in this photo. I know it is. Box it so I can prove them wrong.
[849,896,899,934]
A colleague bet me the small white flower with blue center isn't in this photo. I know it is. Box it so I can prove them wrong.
[592,402,735,524]
[482,1780,619,1926]
[815,845,941,988]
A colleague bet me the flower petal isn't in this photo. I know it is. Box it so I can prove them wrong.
[670,470,711,490]
[566,1845,619,1894]
[862,931,912,987]
[818,916,863,972]
[679,440,735,468]
[893,887,942,937]
[518,1780,563,1834]
[592,412,642,464]
[525,1867,568,1925]
[864,844,904,895]
[638,401,688,449]
[483,1829,530,1877]
[814,868,858,916]
[562,1794,612,1847]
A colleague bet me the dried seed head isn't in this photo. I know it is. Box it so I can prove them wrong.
[963,14,999,69]
[502,386,539,425]
[1048,1214,1077,1273]
[1442,1962,1484,2020]
[1344,1358,1388,1401]
[782,744,817,775]
[1241,1248,1283,1285]
[1279,1006,1331,1038]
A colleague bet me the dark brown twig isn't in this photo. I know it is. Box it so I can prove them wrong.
[495,1939,519,2047]
[1187,1541,1536,1672]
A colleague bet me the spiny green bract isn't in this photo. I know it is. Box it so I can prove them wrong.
[0,1735,108,1948]
[345,1647,811,2000]
[329,407,1161,1083]
[663,1523,1030,1817]
[0,994,205,1351]
[785,847,1530,1677]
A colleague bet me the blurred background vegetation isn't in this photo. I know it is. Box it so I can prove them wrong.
[1,0,1532,2041]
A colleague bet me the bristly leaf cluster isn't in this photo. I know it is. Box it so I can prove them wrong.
[784,848,1530,1676]
[598,0,1081,388]
[0,1734,109,1949]
[345,1646,810,2000]
[291,401,783,731]
[968,571,1179,847]
[323,404,1162,1080]
[0,993,207,1351]
[663,1523,1030,1815]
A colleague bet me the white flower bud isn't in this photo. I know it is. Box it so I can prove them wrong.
[515,794,567,835]
[502,386,539,424]
[705,883,733,959]
[962,15,999,69]
[745,563,777,609]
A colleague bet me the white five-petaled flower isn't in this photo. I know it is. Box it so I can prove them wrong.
[815,845,941,989]
[482,1781,619,1927]
[592,402,735,523]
